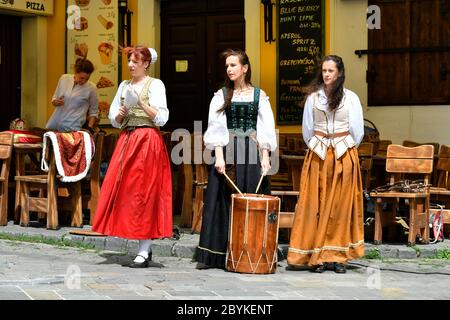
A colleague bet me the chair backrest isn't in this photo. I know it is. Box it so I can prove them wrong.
[358,142,375,190]
[0,132,14,179]
[386,144,434,185]
[402,140,440,156]
[0,132,14,171]
[101,133,118,164]
[435,145,450,189]
[90,131,105,179]
[375,139,391,157]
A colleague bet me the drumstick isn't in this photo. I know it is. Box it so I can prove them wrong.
[255,173,265,194]
[223,172,244,197]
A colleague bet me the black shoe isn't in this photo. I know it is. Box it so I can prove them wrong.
[334,263,346,273]
[311,264,326,273]
[128,255,149,268]
[196,262,211,270]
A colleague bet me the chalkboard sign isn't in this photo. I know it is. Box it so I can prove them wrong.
[277,0,324,125]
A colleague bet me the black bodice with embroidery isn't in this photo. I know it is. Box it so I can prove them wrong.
[224,87,260,132]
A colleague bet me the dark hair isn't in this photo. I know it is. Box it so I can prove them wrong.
[121,45,153,69]
[217,48,252,113]
[302,55,345,110]
[74,58,94,74]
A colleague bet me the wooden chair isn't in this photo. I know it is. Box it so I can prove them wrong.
[369,144,434,245]
[81,132,105,225]
[376,140,392,158]
[15,140,85,230]
[358,142,375,192]
[428,145,450,236]
[403,140,440,156]
[0,132,14,226]
[403,140,439,184]
[191,163,208,233]
[271,154,304,240]
[372,139,392,188]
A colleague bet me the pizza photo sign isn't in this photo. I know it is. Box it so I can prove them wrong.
[66,0,118,125]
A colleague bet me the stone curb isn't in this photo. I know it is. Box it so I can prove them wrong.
[0,222,448,260]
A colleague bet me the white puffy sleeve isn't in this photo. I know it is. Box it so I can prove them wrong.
[109,80,128,128]
[203,89,229,150]
[301,93,315,144]
[148,78,169,127]
[257,92,277,152]
[347,90,364,146]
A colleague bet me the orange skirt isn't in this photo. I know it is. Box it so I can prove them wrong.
[287,147,364,266]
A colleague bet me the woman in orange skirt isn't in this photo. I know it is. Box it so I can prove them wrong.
[287,55,365,273]
[93,46,172,268]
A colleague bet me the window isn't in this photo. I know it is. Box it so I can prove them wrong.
[367,0,450,106]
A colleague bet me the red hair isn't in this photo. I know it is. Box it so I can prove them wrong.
[121,45,152,68]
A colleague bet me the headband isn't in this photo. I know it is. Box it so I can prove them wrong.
[149,48,158,64]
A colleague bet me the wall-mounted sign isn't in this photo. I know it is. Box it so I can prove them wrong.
[175,60,188,73]
[0,0,54,16]
[66,0,118,125]
[277,0,324,125]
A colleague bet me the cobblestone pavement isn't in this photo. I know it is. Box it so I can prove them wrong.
[1,239,449,302]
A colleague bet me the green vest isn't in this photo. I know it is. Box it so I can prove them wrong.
[223,87,260,133]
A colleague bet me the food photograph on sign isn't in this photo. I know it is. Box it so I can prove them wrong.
[66,0,118,125]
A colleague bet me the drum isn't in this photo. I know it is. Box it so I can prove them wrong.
[226,193,281,274]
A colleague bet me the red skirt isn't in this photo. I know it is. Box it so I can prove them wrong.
[92,128,172,240]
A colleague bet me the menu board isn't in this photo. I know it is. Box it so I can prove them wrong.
[277,0,324,125]
[66,0,119,125]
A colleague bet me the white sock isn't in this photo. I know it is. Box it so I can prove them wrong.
[134,240,152,263]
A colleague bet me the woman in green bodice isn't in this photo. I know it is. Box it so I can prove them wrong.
[195,49,277,270]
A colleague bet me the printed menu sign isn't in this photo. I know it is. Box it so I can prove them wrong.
[277,0,323,125]
[66,0,118,125]
[0,0,53,16]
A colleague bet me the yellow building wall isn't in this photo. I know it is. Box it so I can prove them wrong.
[45,0,66,125]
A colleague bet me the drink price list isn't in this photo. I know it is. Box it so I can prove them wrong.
[277,0,323,124]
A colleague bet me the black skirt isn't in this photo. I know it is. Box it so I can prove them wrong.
[195,136,270,269]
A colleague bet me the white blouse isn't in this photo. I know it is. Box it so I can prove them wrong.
[46,74,98,132]
[203,88,278,152]
[302,87,364,148]
[108,77,169,128]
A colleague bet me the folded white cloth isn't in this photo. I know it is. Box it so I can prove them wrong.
[123,85,139,109]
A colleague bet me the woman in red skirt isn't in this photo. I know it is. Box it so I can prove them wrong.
[93,46,172,268]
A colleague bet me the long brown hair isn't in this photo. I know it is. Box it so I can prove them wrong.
[301,55,345,110]
[217,48,252,113]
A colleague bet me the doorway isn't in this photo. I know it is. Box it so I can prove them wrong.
[161,0,245,132]
[0,14,22,131]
